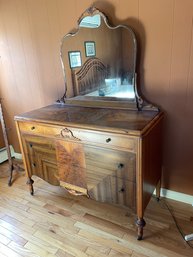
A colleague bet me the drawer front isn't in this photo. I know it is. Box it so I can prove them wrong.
[88,176,136,209]
[85,145,136,182]
[19,122,44,135]
[18,122,137,152]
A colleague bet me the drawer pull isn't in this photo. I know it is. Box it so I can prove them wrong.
[30,144,33,148]
[32,163,36,167]
[106,138,111,143]
[31,126,35,130]
[60,128,81,141]
[118,163,124,169]
[119,187,125,193]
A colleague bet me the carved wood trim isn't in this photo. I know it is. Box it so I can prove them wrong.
[60,128,81,141]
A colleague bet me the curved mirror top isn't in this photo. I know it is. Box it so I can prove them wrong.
[60,7,138,102]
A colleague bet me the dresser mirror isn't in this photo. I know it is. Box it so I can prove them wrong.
[60,6,151,110]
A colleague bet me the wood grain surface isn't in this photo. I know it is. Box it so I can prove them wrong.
[14,104,160,135]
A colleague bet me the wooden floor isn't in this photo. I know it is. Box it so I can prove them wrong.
[0,161,193,257]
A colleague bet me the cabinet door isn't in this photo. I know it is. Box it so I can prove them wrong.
[21,134,59,186]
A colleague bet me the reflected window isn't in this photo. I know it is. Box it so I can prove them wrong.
[80,14,101,28]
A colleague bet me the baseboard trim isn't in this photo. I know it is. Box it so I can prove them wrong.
[160,188,193,205]
[0,145,15,163]
[14,152,22,160]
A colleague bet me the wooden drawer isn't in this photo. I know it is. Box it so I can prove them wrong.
[84,145,136,182]
[88,176,136,209]
[19,122,45,135]
[18,121,137,152]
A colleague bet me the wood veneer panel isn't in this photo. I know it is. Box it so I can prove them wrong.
[56,140,87,192]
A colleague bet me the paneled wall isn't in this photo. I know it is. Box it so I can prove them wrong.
[0,0,193,195]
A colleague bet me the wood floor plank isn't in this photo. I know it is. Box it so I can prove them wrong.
[24,241,57,257]
[108,249,133,257]
[131,251,149,257]
[82,213,134,237]
[0,241,23,257]
[0,233,11,245]
[34,229,89,257]
[77,226,133,255]
[85,247,112,257]
[0,225,27,246]
[55,249,75,257]
[0,222,59,254]
[0,218,36,236]
[8,241,40,257]
[27,206,77,228]
[37,223,111,255]
[77,222,188,257]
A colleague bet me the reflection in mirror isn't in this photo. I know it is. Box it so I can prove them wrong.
[79,14,101,28]
[60,7,141,105]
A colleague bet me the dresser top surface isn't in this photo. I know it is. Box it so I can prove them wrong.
[15,104,162,135]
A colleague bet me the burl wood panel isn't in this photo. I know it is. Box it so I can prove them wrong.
[55,140,87,191]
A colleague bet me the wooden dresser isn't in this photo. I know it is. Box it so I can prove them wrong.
[15,103,163,239]
[15,6,164,240]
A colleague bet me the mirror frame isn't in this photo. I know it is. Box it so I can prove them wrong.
[59,6,158,111]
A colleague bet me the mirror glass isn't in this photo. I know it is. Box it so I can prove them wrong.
[60,7,137,101]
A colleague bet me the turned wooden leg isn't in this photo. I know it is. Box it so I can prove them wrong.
[7,164,14,186]
[136,218,146,240]
[26,178,34,195]
[156,179,161,201]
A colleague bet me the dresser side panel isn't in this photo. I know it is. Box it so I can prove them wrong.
[142,116,163,210]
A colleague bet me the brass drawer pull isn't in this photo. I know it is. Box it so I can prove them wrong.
[31,126,35,130]
[106,138,111,143]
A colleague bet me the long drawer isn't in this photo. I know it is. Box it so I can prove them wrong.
[18,121,137,152]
